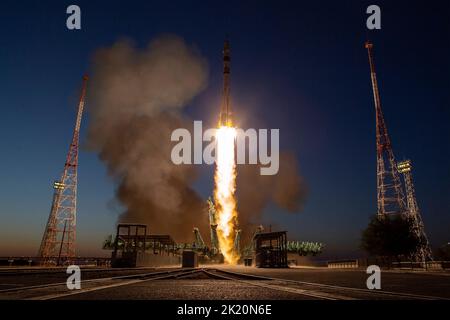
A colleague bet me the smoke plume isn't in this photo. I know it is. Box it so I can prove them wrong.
[87,35,209,242]
[236,152,308,232]
[87,34,307,244]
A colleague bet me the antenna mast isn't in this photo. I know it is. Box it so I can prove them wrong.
[365,41,406,217]
[38,75,88,264]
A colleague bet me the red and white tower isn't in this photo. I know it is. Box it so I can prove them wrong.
[365,42,433,263]
[398,160,433,262]
[38,75,88,265]
[365,41,407,218]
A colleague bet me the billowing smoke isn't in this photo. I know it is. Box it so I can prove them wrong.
[87,34,307,244]
[87,35,209,242]
[236,152,307,233]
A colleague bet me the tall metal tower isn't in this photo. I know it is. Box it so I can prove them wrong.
[365,41,406,218]
[38,75,88,264]
[233,229,241,257]
[219,39,233,127]
[207,197,219,254]
[398,160,433,262]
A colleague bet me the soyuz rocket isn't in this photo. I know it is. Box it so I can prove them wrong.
[218,40,233,127]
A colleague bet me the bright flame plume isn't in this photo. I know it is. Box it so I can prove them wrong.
[214,126,239,264]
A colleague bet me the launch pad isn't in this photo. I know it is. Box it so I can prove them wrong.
[109,222,291,269]
[254,231,288,268]
[111,224,179,268]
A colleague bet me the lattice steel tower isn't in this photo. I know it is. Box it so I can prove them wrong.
[398,160,433,262]
[207,197,219,255]
[38,75,88,264]
[365,41,406,218]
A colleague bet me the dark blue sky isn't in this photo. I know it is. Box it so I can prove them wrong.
[0,0,449,257]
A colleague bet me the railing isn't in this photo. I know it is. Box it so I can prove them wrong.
[0,257,111,267]
[327,259,359,269]
[391,261,450,270]
[327,259,450,270]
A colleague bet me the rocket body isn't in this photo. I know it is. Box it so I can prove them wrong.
[219,40,233,127]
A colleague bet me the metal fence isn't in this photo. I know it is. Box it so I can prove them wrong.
[0,257,111,267]
[327,258,450,270]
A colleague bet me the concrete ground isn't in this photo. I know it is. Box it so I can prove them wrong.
[0,266,448,300]
[215,265,450,298]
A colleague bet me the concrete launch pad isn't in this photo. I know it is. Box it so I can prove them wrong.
[1,265,449,300]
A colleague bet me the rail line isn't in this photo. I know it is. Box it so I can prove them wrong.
[204,269,352,300]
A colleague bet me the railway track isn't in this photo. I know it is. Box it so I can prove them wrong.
[0,267,447,300]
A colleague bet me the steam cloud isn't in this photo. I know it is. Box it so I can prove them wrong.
[237,152,308,233]
[87,35,307,243]
[87,35,209,241]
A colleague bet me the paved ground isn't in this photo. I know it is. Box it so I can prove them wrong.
[218,266,450,298]
[0,267,164,290]
[0,266,448,300]
[60,279,306,300]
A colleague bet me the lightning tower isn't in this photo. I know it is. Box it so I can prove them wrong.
[398,160,433,262]
[365,41,406,218]
[38,75,88,264]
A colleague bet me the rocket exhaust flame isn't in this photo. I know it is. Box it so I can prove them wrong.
[214,125,239,264]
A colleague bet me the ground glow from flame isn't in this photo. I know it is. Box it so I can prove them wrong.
[214,125,239,264]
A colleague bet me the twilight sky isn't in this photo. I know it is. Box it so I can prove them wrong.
[0,0,449,258]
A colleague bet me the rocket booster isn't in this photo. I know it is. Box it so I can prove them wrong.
[219,40,233,127]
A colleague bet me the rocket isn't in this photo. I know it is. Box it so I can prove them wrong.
[219,40,233,127]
